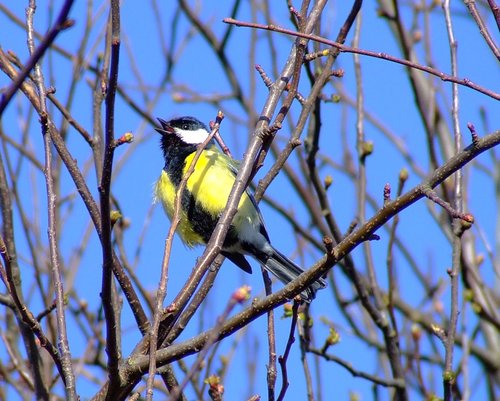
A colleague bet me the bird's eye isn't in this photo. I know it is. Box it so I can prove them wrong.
[183,124,188,130]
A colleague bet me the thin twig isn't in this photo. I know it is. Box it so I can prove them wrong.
[146,114,223,401]
[423,187,473,223]
[486,0,500,31]
[167,286,250,401]
[264,268,277,401]
[222,18,500,100]
[0,0,75,114]
[162,257,224,347]
[0,47,149,334]
[26,1,77,398]
[276,301,299,401]
[464,0,500,61]
[386,170,407,335]
[100,0,122,392]
[0,232,57,397]
[443,2,462,400]
[307,347,406,388]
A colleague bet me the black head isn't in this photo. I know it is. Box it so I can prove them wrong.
[156,116,210,145]
[156,116,214,167]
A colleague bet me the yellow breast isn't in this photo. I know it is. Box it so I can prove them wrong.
[154,149,258,246]
[154,171,205,246]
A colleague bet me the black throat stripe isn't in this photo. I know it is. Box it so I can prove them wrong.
[180,187,239,247]
[180,188,216,243]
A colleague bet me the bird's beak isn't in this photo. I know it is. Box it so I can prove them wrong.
[155,118,175,135]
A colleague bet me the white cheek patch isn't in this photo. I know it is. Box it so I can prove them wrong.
[176,127,210,144]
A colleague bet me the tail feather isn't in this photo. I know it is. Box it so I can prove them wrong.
[261,247,326,303]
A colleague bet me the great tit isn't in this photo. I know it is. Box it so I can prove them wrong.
[154,116,326,302]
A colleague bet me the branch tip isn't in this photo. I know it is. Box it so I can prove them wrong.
[467,122,480,146]
[399,168,409,183]
[113,132,134,147]
[324,174,333,190]
[232,285,251,303]
[323,236,334,254]
[61,19,75,30]
[383,183,391,204]
[424,188,474,223]
[360,140,374,161]
[330,68,344,77]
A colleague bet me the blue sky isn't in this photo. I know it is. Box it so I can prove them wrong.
[0,1,498,400]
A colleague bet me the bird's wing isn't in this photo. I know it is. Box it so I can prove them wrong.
[209,149,270,240]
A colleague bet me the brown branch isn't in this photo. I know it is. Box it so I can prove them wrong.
[0,0,75,114]
[0,44,148,336]
[307,347,406,388]
[486,0,500,31]
[100,0,122,394]
[222,18,500,101]
[122,128,500,380]
[47,92,93,146]
[26,0,77,397]
[167,286,250,401]
[276,301,299,401]
[386,170,407,335]
[264,269,277,401]
[465,0,500,61]
[178,0,249,113]
[0,234,55,398]
[162,257,223,346]
[423,187,473,223]
[442,6,462,399]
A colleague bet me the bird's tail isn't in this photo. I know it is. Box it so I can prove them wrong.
[260,247,326,303]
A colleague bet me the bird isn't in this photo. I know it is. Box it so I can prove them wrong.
[154,116,326,302]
